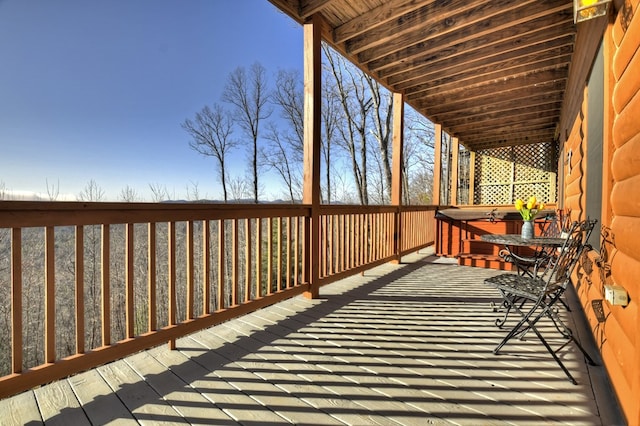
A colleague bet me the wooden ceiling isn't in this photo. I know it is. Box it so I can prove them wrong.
[267,0,578,151]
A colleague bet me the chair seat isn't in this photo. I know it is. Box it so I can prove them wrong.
[485,273,546,298]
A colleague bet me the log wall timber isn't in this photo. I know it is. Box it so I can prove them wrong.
[566,2,640,423]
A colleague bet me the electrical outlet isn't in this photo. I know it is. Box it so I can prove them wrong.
[604,285,629,307]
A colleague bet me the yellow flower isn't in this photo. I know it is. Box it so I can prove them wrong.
[515,196,544,221]
[526,196,537,210]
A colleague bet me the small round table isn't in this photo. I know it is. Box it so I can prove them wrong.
[480,234,566,276]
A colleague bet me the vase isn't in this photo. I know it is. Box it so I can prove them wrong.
[521,220,534,239]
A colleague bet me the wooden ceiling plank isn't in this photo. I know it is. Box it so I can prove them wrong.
[406,55,572,100]
[417,67,569,109]
[377,13,574,81]
[458,117,558,133]
[466,128,556,143]
[333,0,433,44]
[446,104,563,129]
[452,109,561,134]
[300,0,341,19]
[458,122,557,139]
[346,0,491,55]
[358,0,571,66]
[444,102,564,128]
[431,91,565,122]
[396,42,573,96]
[459,127,557,149]
[433,100,562,127]
[468,133,556,150]
[420,79,567,116]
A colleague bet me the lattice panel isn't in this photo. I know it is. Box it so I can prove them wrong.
[474,142,557,205]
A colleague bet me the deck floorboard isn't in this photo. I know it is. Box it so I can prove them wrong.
[0,250,622,425]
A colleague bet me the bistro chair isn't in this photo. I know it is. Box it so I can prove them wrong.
[485,219,598,384]
[499,209,572,277]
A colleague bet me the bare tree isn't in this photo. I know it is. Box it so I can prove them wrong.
[271,69,304,159]
[402,109,435,204]
[77,179,105,202]
[365,74,393,201]
[45,179,60,201]
[182,104,237,202]
[262,123,301,202]
[119,185,141,202]
[324,45,372,205]
[262,69,306,202]
[228,175,250,201]
[321,80,341,204]
[0,181,6,200]
[222,62,271,203]
[149,182,170,202]
[185,181,201,201]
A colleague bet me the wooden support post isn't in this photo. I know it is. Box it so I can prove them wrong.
[303,13,322,299]
[433,124,443,205]
[451,137,459,206]
[391,92,404,264]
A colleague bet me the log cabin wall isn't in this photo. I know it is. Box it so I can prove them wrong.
[563,1,640,423]
[563,105,586,221]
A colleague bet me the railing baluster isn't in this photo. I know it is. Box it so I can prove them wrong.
[267,218,273,294]
[357,214,361,265]
[202,220,210,314]
[75,226,84,354]
[286,217,291,289]
[277,217,282,291]
[45,226,55,363]
[217,220,225,310]
[186,221,194,320]
[148,223,157,332]
[101,225,110,347]
[11,228,22,374]
[339,215,342,268]
[125,223,134,339]
[328,215,334,275]
[245,218,252,302]
[256,218,262,297]
[168,221,176,350]
[232,219,238,306]
[293,217,299,287]
[320,215,326,278]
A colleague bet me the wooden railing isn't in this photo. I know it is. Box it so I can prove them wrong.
[0,201,436,398]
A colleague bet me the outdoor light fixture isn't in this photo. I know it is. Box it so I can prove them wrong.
[574,0,612,23]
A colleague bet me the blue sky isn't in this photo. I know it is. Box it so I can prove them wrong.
[0,0,303,201]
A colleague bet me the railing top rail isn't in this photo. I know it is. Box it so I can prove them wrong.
[0,201,440,228]
[0,201,312,227]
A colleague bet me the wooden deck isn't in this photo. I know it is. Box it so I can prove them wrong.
[0,250,623,425]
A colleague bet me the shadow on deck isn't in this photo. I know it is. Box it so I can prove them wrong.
[0,249,625,425]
